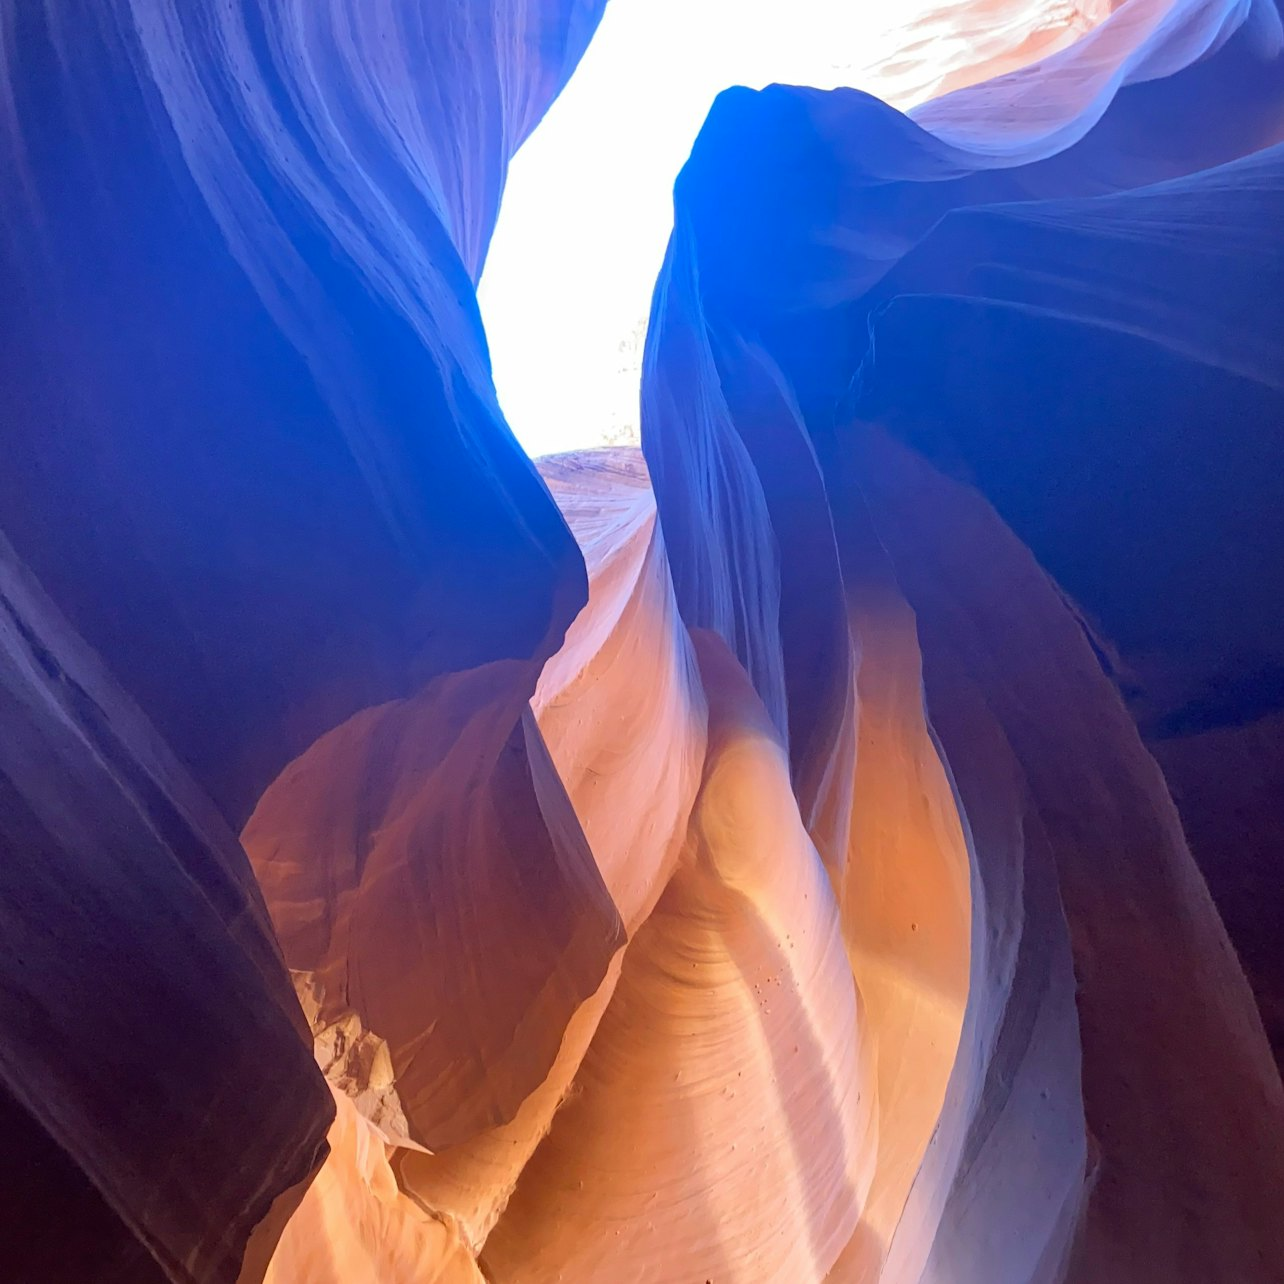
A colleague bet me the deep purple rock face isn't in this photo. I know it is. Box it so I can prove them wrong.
[1,0,605,824]
[0,3,613,1278]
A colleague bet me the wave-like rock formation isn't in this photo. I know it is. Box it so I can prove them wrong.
[2,0,1283,1281]
[1,1,612,1277]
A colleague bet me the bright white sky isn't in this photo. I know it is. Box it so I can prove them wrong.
[478,0,954,457]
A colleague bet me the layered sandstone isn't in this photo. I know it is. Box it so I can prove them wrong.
[2,1,1282,1281]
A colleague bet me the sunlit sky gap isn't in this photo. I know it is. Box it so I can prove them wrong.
[478,0,957,457]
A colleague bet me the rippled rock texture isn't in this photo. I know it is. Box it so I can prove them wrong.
[2,0,1283,1281]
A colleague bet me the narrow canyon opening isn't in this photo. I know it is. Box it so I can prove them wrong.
[2,2,1283,1282]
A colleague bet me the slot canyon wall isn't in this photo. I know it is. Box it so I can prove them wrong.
[1,0,1282,1281]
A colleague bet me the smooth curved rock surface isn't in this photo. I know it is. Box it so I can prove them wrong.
[2,0,1283,1281]
[0,535,330,1283]
[263,1089,484,1284]
[0,0,604,823]
[0,0,608,1278]
[635,0,1284,1276]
